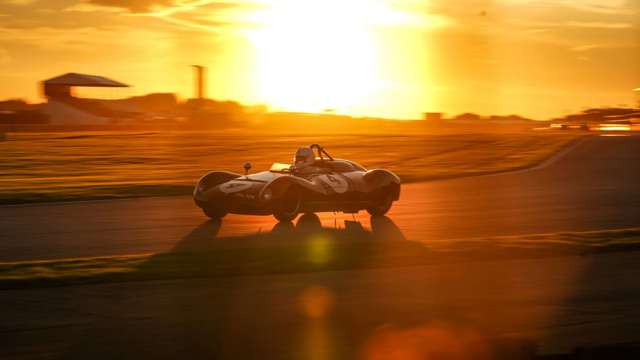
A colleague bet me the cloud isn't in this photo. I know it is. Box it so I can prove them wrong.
[73,0,257,34]
[570,44,602,52]
[83,0,248,15]
[4,0,37,5]
[521,28,552,34]
[65,3,125,13]
[0,48,11,65]
[501,0,636,15]
[509,19,634,30]
[85,0,175,13]
[151,13,229,32]
[562,0,637,16]
[566,21,633,29]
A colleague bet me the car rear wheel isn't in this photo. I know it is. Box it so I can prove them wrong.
[202,203,228,219]
[367,191,394,216]
[273,189,300,222]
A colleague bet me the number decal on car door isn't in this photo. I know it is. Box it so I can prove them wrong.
[318,174,349,194]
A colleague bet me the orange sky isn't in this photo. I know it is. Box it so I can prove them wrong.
[0,0,638,119]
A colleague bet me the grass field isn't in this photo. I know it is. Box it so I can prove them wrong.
[1,226,638,290]
[0,131,581,204]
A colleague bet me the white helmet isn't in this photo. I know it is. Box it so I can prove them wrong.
[294,147,315,169]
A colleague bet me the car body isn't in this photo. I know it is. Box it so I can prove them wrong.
[193,144,401,221]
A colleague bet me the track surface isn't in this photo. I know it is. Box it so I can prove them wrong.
[2,134,640,359]
[3,251,640,358]
[1,134,640,261]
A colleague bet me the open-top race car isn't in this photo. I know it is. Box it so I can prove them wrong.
[193,144,401,221]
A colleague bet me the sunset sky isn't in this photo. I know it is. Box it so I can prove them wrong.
[0,0,638,119]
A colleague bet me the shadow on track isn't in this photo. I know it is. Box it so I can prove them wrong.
[172,213,407,254]
[91,213,420,291]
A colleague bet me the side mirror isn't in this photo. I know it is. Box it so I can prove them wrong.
[243,162,252,175]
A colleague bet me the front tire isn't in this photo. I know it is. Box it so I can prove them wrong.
[272,188,300,222]
[296,213,322,231]
[201,203,228,219]
[367,192,394,216]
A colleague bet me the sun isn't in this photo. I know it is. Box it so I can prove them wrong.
[246,0,381,114]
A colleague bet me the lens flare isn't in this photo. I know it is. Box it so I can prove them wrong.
[298,285,335,319]
[308,235,332,265]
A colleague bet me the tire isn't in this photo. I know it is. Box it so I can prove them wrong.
[296,213,322,231]
[201,203,228,219]
[272,188,300,222]
[367,191,394,216]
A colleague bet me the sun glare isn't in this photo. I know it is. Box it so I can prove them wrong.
[246,0,386,114]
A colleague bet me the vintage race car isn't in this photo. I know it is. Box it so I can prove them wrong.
[193,144,401,222]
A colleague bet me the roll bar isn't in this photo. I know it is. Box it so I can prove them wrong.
[310,144,334,161]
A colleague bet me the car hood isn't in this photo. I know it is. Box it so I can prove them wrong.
[244,171,281,182]
[217,171,283,195]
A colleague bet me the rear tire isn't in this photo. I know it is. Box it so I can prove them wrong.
[273,188,300,222]
[202,203,228,219]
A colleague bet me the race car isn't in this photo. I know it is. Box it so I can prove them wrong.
[193,144,401,221]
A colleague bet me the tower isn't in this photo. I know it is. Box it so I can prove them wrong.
[192,65,206,100]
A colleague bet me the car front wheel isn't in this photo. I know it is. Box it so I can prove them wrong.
[272,189,300,222]
[367,192,393,216]
[201,203,228,219]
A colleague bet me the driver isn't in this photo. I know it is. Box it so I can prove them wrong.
[292,147,317,174]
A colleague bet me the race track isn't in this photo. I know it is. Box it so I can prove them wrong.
[1,134,639,261]
[3,133,640,359]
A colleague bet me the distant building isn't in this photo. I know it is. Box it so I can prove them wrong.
[0,99,49,125]
[423,112,443,122]
[453,113,481,122]
[40,73,129,125]
[487,114,533,123]
[191,65,206,100]
[42,73,128,100]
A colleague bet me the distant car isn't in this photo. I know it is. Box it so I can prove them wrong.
[193,144,401,221]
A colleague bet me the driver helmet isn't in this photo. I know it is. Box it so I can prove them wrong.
[294,147,315,169]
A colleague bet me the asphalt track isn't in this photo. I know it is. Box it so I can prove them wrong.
[3,251,640,358]
[2,134,640,359]
[1,134,640,262]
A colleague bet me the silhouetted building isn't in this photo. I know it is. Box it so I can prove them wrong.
[423,112,443,122]
[42,73,128,100]
[453,113,481,121]
[488,114,533,123]
[40,73,130,125]
[191,66,206,100]
[0,100,49,125]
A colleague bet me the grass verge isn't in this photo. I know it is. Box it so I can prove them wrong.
[0,132,582,204]
[1,226,639,290]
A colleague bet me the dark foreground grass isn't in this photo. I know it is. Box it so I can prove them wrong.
[2,225,640,290]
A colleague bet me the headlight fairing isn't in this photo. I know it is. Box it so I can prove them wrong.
[262,188,273,201]
[219,181,254,194]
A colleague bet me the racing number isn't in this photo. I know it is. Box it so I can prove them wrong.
[319,174,349,194]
